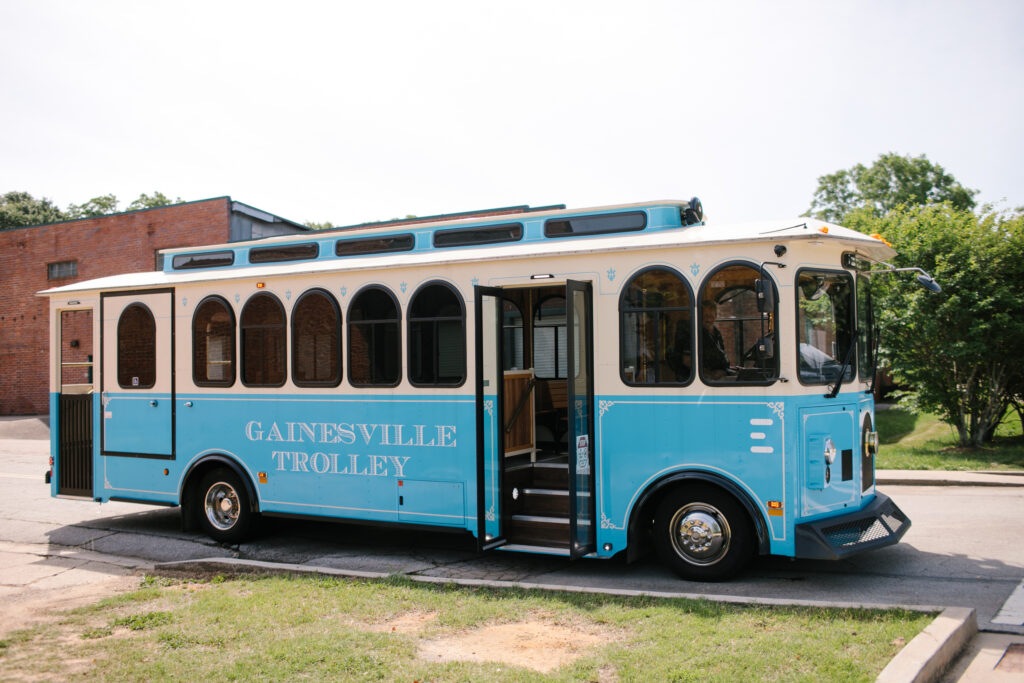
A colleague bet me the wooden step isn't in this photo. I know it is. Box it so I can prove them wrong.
[530,462,568,488]
[507,514,570,548]
[519,487,569,516]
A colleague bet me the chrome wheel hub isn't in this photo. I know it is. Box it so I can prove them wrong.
[669,503,731,566]
[204,482,240,531]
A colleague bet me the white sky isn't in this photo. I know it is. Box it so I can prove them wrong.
[1,1,1021,227]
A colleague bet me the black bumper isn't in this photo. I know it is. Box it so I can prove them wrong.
[794,492,910,560]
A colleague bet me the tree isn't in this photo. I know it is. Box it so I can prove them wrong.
[66,193,120,219]
[0,191,67,230]
[847,205,1024,446]
[303,221,335,230]
[126,191,182,211]
[807,153,978,223]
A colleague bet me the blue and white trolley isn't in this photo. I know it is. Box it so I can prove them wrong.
[41,198,914,580]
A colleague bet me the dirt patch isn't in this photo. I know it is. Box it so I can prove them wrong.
[366,610,439,633]
[418,619,614,673]
[0,574,139,639]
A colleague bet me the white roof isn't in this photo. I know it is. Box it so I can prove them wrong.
[38,215,896,296]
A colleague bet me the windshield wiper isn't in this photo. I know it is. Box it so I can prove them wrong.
[826,332,858,399]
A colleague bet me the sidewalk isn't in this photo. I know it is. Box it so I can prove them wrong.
[877,469,1024,487]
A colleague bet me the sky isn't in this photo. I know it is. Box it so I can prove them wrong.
[1,1,1022,228]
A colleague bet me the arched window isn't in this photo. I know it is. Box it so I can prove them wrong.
[502,300,524,371]
[117,303,156,389]
[408,282,465,386]
[620,267,693,385]
[348,286,401,386]
[533,296,566,379]
[193,296,235,387]
[241,293,286,387]
[292,289,341,387]
[698,263,778,384]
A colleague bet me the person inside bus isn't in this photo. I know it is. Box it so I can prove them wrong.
[701,299,733,380]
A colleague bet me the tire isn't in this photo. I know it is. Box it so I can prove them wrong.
[196,468,253,544]
[653,484,753,582]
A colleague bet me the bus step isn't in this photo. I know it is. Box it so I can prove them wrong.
[508,514,571,548]
[529,462,568,488]
[520,487,569,515]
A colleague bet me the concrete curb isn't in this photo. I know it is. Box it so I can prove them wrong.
[153,556,946,612]
[154,557,964,680]
[877,606,977,683]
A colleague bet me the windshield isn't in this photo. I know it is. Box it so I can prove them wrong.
[797,270,855,385]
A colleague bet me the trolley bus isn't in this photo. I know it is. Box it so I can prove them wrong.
[41,198,919,580]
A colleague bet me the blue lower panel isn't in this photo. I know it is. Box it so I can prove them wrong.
[103,393,172,455]
[176,394,477,531]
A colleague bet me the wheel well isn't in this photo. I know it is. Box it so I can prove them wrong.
[626,472,770,563]
[180,456,259,532]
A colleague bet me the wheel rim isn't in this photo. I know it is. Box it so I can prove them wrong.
[204,481,240,531]
[668,502,731,566]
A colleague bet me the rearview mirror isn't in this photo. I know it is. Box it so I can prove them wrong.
[916,274,942,293]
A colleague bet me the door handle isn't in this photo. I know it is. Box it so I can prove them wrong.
[150,400,159,407]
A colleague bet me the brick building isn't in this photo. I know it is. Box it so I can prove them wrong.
[0,197,308,415]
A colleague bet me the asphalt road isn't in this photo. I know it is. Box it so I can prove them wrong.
[2,431,1022,634]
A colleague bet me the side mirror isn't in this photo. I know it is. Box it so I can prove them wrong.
[916,273,942,293]
[755,278,775,313]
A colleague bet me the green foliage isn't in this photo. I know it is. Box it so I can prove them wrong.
[126,191,182,211]
[875,408,1024,470]
[66,193,120,219]
[0,190,67,229]
[112,611,173,631]
[807,153,977,223]
[856,205,1024,446]
[304,220,335,230]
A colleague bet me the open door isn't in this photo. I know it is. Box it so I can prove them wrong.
[475,286,506,550]
[100,289,175,458]
[566,279,596,559]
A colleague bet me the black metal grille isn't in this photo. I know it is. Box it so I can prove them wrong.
[822,518,890,547]
[58,394,93,496]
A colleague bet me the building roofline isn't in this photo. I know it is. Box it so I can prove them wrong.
[0,196,234,233]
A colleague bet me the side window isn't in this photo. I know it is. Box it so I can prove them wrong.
[241,293,286,387]
[348,286,401,386]
[193,297,235,387]
[408,283,465,386]
[699,264,778,384]
[857,275,875,381]
[797,270,855,385]
[620,267,693,385]
[533,296,567,379]
[292,289,341,387]
[503,300,524,371]
[117,303,156,389]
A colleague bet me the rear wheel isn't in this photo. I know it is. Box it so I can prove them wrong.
[196,468,253,543]
[653,485,753,581]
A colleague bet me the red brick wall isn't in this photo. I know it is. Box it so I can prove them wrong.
[0,198,231,415]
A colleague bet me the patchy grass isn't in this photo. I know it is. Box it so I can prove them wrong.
[876,408,1024,470]
[0,573,933,681]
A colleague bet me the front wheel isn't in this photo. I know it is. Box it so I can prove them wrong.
[196,468,253,544]
[653,485,753,581]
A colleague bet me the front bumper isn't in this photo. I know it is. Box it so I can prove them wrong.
[794,492,910,560]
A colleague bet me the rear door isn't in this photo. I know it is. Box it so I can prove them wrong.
[100,289,175,458]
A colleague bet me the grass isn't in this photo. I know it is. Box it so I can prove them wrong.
[0,573,933,682]
[875,407,1024,470]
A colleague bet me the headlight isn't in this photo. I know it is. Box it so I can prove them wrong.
[865,431,879,456]
[824,438,837,465]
